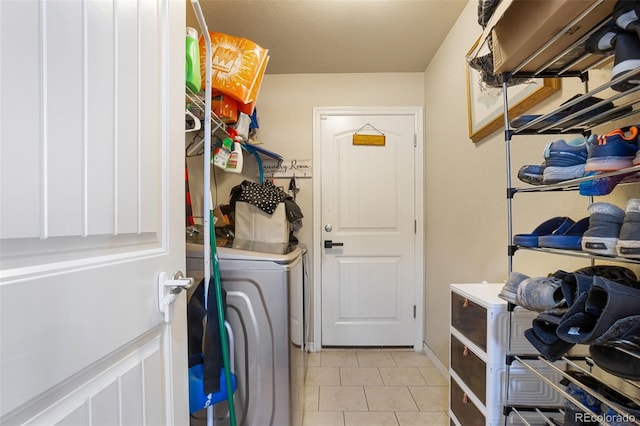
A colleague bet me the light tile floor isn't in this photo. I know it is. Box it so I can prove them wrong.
[302,349,449,426]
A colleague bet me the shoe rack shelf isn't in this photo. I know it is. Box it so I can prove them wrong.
[466,0,640,424]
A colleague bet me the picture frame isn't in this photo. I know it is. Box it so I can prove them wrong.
[466,40,561,143]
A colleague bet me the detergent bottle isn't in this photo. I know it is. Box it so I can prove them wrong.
[213,137,233,170]
[185,27,201,93]
[226,141,244,174]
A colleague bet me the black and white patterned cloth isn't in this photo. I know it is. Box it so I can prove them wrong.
[231,180,290,215]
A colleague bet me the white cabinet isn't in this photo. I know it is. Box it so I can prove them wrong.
[449,283,564,426]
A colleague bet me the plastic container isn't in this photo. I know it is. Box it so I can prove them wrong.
[213,137,233,169]
[226,141,244,174]
[186,27,201,93]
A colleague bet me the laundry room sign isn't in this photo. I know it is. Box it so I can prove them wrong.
[261,159,312,178]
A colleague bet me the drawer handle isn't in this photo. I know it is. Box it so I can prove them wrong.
[462,346,469,357]
[462,298,469,308]
[462,393,469,404]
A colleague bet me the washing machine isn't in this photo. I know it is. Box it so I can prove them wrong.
[186,243,308,426]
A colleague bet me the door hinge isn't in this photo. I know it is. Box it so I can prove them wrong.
[413,305,416,318]
[414,220,417,234]
[413,134,417,147]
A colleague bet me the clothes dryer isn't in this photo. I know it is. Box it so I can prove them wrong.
[186,243,306,426]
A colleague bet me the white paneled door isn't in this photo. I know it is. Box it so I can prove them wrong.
[0,0,188,424]
[315,108,424,348]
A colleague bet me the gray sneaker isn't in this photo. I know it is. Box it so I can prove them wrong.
[516,276,565,312]
[617,199,640,258]
[498,271,529,304]
[581,202,625,256]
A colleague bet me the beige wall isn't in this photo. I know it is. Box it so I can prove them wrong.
[423,0,640,364]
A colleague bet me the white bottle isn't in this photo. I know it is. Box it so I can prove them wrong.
[226,141,244,173]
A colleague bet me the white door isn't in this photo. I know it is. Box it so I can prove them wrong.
[0,0,188,424]
[314,108,424,347]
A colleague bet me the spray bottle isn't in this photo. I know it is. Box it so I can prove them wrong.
[226,141,244,173]
[212,137,233,169]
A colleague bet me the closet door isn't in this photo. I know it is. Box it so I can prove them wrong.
[0,0,187,424]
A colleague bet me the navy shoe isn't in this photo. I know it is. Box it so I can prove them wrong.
[542,138,588,184]
[586,21,625,55]
[613,0,640,39]
[510,95,614,131]
[585,126,639,172]
[611,32,640,92]
[538,217,590,250]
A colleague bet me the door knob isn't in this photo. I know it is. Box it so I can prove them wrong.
[324,240,344,249]
[158,271,194,322]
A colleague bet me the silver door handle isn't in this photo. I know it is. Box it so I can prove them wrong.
[158,271,194,322]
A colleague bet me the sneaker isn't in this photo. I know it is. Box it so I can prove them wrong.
[585,126,639,172]
[542,138,588,184]
[610,32,640,92]
[498,271,529,304]
[582,202,626,256]
[586,20,624,55]
[614,0,640,39]
[617,198,640,258]
[517,164,545,185]
[579,171,626,196]
[516,276,565,312]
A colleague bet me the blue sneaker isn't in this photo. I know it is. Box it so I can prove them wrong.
[585,126,639,172]
[542,138,588,184]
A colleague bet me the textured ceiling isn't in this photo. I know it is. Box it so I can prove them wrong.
[186,0,467,74]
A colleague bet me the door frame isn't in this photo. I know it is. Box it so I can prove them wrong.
[312,106,425,352]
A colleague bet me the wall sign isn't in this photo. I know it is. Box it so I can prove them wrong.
[260,159,312,178]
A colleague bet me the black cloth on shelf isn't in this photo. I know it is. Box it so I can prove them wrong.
[187,277,227,394]
[230,180,304,226]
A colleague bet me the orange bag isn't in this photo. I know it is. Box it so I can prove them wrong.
[199,32,269,105]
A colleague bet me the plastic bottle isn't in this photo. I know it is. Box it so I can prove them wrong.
[226,141,244,174]
[185,27,201,93]
[213,137,233,169]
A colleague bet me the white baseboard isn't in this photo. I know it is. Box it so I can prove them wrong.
[422,342,449,380]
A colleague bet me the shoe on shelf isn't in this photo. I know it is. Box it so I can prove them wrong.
[585,126,639,172]
[579,171,626,196]
[542,137,588,184]
[510,94,614,131]
[581,202,626,256]
[617,198,640,258]
[498,271,529,304]
[513,216,574,247]
[557,276,640,344]
[610,32,640,92]
[516,276,565,312]
[518,164,545,185]
[613,0,640,39]
[538,217,590,250]
[586,20,625,55]
[524,327,574,362]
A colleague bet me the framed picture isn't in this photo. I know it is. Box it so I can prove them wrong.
[466,40,561,143]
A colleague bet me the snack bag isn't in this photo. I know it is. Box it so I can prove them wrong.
[199,32,268,105]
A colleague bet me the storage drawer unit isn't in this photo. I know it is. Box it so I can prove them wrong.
[449,283,564,425]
